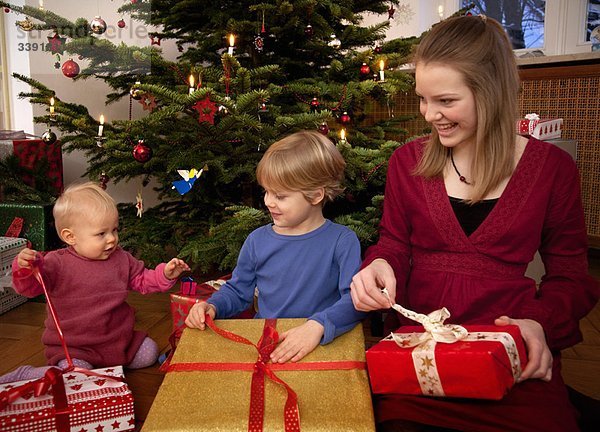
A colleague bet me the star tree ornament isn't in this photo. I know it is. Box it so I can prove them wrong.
[90,16,107,35]
[140,94,157,112]
[192,97,218,124]
[47,33,66,55]
[135,190,144,217]
[254,10,266,53]
[132,139,152,163]
[388,3,396,19]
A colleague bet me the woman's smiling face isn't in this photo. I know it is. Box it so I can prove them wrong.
[415,62,478,151]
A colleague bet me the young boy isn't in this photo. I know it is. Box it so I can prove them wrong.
[0,182,190,384]
[186,130,366,363]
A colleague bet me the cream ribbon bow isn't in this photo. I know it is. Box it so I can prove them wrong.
[381,288,468,348]
[524,113,540,121]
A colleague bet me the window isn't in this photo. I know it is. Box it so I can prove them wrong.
[587,0,600,42]
[459,0,595,55]
[462,0,546,49]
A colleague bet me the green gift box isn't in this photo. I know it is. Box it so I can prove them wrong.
[0,203,62,251]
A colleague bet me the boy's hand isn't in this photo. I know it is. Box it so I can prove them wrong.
[270,320,324,363]
[164,258,191,280]
[185,301,216,330]
[17,248,38,270]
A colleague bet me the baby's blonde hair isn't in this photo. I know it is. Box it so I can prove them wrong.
[256,130,346,203]
[53,182,118,233]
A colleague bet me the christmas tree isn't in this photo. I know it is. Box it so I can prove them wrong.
[0,0,426,272]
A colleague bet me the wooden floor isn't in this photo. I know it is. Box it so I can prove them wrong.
[1,251,599,428]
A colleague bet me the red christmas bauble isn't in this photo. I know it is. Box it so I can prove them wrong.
[310,97,320,112]
[117,19,126,28]
[317,122,329,135]
[61,59,80,78]
[132,140,152,163]
[4,7,10,13]
[374,45,382,54]
[339,111,351,125]
[304,24,314,37]
[359,62,371,77]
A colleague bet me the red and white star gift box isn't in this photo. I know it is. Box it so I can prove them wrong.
[516,113,563,140]
[0,366,134,432]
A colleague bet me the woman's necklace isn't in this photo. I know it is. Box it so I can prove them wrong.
[450,149,471,185]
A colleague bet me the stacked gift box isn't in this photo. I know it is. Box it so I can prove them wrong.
[0,366,135,432]
[0,237,28,315]
[0,204,62,251]
[0,137,63,194]
[516,113,563,141]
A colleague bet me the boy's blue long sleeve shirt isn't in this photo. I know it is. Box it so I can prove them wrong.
[208,220,366,344]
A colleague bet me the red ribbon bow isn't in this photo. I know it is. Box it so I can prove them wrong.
[164,316,367,432]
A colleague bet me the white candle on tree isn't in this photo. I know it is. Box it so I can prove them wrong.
[228,34,235,55]
[98,115,105,137]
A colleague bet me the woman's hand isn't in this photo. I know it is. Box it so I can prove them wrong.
[16,248,38,270]
[350,259,396,311]
[495,316,552,382]
[185,301,216,330]
[270,320,324,363]
[164,258,191,280]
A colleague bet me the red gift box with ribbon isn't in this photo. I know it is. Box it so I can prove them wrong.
[0,366,134,432]
[0,257,135,431]
[366,297,528,400]
[144,318,375,431]
[170,274,255,332]
[516,113,562,140]
[0,139,64,194]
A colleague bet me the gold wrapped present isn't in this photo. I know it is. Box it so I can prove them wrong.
[143,318,374,431]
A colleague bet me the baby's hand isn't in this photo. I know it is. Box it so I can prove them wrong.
[17,248,38,270]
[164,258,191,280]
[185,301,216,330]
[270,320,324,363]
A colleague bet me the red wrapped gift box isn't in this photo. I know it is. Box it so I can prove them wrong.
[516,114,562,140]
[170,274,255,332]
[0,366,134,432]
[0,139,64,194]
[366,324,527,400]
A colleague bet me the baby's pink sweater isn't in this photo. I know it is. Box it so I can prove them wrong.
[12,247,175,367]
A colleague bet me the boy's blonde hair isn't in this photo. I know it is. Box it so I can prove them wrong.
[256,130,346,203]
[53,182,118,233]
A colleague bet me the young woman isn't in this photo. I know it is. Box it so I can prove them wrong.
[351,15,599,432]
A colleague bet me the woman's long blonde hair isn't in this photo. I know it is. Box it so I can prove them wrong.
[413,15,520,202]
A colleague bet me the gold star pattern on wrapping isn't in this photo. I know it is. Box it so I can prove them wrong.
[421,355,434,369]
[139,93,157,112]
